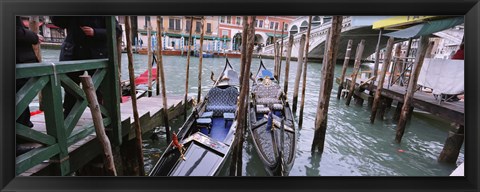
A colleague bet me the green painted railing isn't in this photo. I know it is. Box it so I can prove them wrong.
[15,17,120,176]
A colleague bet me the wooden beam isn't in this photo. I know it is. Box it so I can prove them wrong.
[197,17,205,104]
[370,37,395,124]
[336,39,353,100]
[299,16,313,127]
[395,36,433,143]
[345,40,365,106]
[283,35,294,96]
[124,16,145,175]
[312,16,343,153]
[80,74,117,176]
[292,34,306,114]
[184,16,194,120]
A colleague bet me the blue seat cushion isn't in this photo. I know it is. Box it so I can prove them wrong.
[196,118,212,124]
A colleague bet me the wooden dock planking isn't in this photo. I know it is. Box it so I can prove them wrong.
[20,95,191,176]
[342,77,464,126]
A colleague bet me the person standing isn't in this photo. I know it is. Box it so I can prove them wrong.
[51,16,122,117]
[16,16,43,127]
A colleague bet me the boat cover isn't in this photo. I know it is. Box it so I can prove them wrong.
[417,58,464,95]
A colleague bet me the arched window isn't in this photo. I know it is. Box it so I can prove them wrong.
[290,25,298,35]
[312,16,321,26]
[300,21,308,32]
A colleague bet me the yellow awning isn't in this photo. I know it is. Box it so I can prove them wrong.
[372,16,440,30]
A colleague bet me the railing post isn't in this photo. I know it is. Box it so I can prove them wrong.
[103,16,122,146]
[42,75,70,175]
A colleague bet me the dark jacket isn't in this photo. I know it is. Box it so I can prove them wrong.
[16,16,39,64]
[51,16,122,61]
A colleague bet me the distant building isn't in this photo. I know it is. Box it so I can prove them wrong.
[218,16,296,51]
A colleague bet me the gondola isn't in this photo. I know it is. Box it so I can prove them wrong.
[149,58,240,176]
[247,59,297,176]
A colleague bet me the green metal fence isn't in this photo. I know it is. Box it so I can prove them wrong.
[15,17,120,176]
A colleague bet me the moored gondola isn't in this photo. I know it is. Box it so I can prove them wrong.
[247,59,297,176]
[149,58,240,176]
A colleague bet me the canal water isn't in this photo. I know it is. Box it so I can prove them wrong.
[41,48,464,176]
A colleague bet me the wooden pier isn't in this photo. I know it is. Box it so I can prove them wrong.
[20,95,192,176]
[340,77,464,126]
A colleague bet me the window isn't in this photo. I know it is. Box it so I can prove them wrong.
[196,21,201,32]
[290,25,298,35]
[270,22,274,29]
[186,20,191,31]
[236,16,241,25]
[169,18,175,30]
[175,19,181,30]
[220,16,225,23]
[284,23,288,30]
[207,23,212,33]
[275,22,279,30]
[259,20,264,28]
[227,16,231,24]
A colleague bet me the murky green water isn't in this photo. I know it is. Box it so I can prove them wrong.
[41,48,464,176]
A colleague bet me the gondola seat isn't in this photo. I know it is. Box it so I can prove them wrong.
[206,86,239,117]
[253,84,282,105]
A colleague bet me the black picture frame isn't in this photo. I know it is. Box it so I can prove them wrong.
[1,0,479,191]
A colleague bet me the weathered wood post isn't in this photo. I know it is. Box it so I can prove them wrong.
[298,16,313,127]
[277,22,285,83]
[230,16,255,176]
[370,37,395,124]
[345,40,365,106]
[283,35,294,96]
[312,16,343,153]
[184,16,194,120]
[156,16,171,144]
[395,36,433,143]
[336,39,353,100]
[438,125,464,164]
[273,27,278,80]
[125,16,145,176]
[369,28,383,93]
[147,18,153,97]
[80,75,117,176]
[292,34,306,114]
[197,17,205,103]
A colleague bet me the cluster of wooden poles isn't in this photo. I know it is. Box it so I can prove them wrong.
[106,15,460,176]
[121,16,172,176]
[263,15,461,165]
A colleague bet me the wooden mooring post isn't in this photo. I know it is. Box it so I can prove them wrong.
[336,39,353,100]
[390,42,403,86]
[395,36,433,143]
[369,28,383,95]
[230,16,255,176]
[80,74,117,176]
[156,16,163,96]
[438,125,464,164]
[197,17,205,103]
[370,37,395,124]
[299,16,313,127]
[124,16,145,175]
[184,16,194,120]
[147,18,153,97]
[283,35,294,96]
[345,40,365,106]
[156,16,171,144]
[277,22,285,83]
[292,34,306,114]
[312,16,343,153]
[273,27,278,80]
